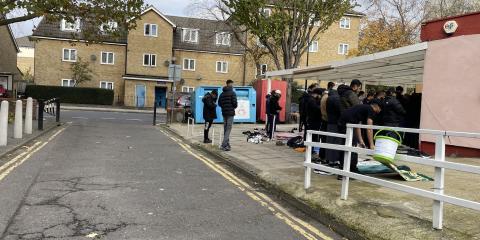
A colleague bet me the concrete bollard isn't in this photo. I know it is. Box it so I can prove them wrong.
[25,98,33,134]
[0,101,9,146]
[14,100,23,139]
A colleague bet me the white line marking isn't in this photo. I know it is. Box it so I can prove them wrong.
[72,117,88,119]
[125,119,142,121]
[101,117,116,120]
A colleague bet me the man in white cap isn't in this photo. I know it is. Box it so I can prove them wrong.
[267,90,282,139]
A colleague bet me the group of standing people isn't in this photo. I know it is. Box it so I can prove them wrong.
[202,79,238,151]
[299,79,415,174]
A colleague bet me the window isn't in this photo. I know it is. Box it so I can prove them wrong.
[143,54,157,67]
[61,79,75,87]
[100,81,114,90]
[216,61,228,73]
[216,32,231,46]
[183,58,196,71]
[182,86,195,93]
[182,28,199,43]
[260,64,268,75]
[101,52,114,65]
[100,21,118,33]
[309,41,319,52]
[61,18,80,31]
[62,49,77,62]
[340,17,351,29]
[338,43,349,55]
[144,23,158,37]
[261,8,271,17]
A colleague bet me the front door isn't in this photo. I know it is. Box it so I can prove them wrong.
[155,87,167,108]
[136,84,146,108]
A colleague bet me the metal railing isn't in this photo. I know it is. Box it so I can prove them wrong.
[304,124,480,230]
[38,98,60,130]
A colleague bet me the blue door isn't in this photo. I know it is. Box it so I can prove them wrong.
[136,84,146,107]
[155,87,167,108]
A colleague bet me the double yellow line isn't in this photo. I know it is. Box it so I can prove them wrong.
[160,129,333,240]
[0,127,66,182]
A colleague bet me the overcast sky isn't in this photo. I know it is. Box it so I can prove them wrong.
[10,0,194,38]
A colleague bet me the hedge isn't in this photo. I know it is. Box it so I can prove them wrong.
[25,85,114,105]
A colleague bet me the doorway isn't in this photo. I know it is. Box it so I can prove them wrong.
[155,87,167,108]
[135,84,146,108]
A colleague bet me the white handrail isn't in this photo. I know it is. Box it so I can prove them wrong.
[304,124,480,230]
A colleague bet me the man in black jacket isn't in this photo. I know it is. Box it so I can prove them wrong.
[383,88,406,127]
[325,89,342,166]
[218,80,237,151]
[267,90,282,139]
[337,79,362,113]
[202,90,218,143]
[299,83,318,135]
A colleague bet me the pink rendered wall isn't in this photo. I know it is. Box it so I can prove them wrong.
[421,34,480,148]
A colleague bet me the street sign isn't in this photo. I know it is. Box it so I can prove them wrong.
[168,64,182,81]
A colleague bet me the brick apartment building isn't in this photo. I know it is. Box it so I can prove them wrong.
[31,6,363,108]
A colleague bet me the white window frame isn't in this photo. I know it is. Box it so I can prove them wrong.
[61,18,80,31]
[144,23,158,37]
[216,32,231,46]
[309,41,319,53]
[182,28,199,43]
[262,8,271,17]
[61,79,76,87]
[260,64,268,75]
[182,86,195,93]
[143,54,157,67]
[338,43,349,55]
[183,58,196,71]
[100,21,118,33]
[216,61,228,73]
[62,48,77,62]
[100,81,114,90]
[100,51,115,65]
[340,17,351,29]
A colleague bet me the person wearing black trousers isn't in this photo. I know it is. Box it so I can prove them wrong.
[267,90,282,139]
[202,90,218,143]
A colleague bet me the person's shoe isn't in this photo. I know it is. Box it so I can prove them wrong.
[313,169,333,175]
[220,146,231,151]
[204,139,212,144]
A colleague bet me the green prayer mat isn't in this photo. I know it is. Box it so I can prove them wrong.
[357,161,433,182]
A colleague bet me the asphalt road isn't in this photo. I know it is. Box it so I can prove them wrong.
[0,110,341,240]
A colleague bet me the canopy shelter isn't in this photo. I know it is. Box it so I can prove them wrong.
[266,42,428,89]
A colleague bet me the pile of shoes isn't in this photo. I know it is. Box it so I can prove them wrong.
[242,130,269,144]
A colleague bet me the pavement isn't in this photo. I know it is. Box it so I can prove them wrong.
[167,123,480,240]
[0,110,342,240]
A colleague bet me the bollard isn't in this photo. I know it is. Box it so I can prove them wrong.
[0,101,9,146]
[55,98,60,125]
[38,100,44,130]
[153,101,157,126]
[14,100,23,139]
[25,98,33,134]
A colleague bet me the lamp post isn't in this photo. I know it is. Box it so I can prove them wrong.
[170,56,177,124]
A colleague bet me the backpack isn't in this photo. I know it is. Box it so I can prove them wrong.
[287,136,304,148]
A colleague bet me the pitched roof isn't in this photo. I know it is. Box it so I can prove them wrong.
[31,18,127,44]
[137,6,176,27]
[16,36,34,48]
[167,16,245,55]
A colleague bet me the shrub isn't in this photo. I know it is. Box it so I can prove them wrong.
[25,85,114,105]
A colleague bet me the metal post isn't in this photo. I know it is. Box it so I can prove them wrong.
[304,131,313,190]
[56,98,60,125]
[153,100,157,126]
[341,127,354,200]
[38,100,44,131]
[433,134,446,230]
[170,63,177,124]
[212,127,215,146]
[271,115,276,140]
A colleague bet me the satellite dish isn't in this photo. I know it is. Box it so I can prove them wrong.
[90,54,97,61]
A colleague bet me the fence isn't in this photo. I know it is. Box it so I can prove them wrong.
[303,124,480,230]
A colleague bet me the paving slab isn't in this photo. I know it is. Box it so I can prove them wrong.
[166,123,480,240]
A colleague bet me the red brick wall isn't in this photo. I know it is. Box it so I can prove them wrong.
[421,12,480,42]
